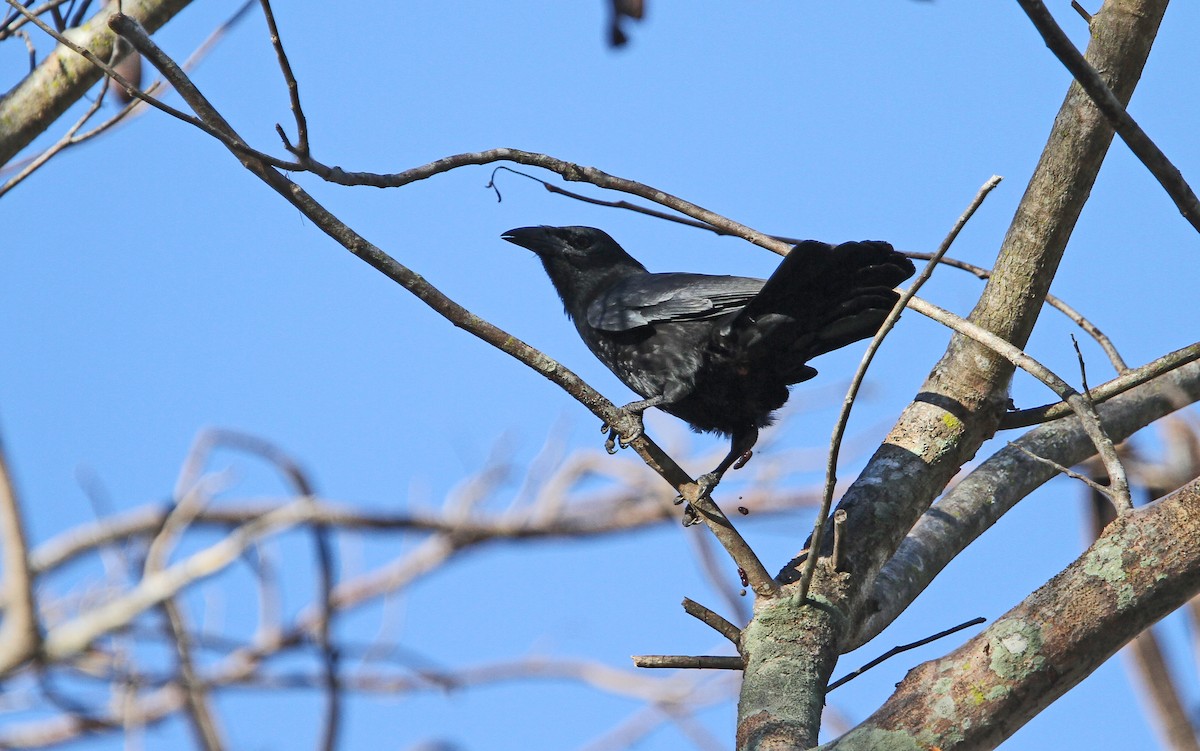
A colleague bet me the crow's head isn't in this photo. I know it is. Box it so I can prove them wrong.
[502,226,638,270]
[502,226,647,318]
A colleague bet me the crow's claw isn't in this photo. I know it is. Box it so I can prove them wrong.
[681,503,702,527]
[604,427,619,455]
[675,472,722,508]
[599,410,644,453]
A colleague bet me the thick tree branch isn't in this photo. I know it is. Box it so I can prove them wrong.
[1090,486,1200,751]
[18,478,810,584]
[824,477,1200,751]
[851,357,1200,649]
[826,0,1166,630]
[818,0,1166,583]
[0,0,192,166]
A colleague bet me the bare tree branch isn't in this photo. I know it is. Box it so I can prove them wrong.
[681,597,741,645]
[37,498,315,666]
[1017,0,1200,233]
[1003,341,1200,428]
[1089,480,1200,751]
[851,357,1200,649]
[825,477,1200,751]
[160,599,227,751]
[0,654,711,748]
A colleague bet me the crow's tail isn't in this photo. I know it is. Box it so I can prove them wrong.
[721,240,915,381]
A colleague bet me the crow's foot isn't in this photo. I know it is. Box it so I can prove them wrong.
[673,471,722,510]
[600,410,644,454]
[696,471,723,498]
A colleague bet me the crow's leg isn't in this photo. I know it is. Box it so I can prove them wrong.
[695,426,759,496]
[601,395,669,454]
[673,427,758,526]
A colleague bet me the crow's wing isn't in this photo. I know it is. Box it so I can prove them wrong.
[587,273,764,331]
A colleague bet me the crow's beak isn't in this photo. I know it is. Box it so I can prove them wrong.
[501,226,556,255]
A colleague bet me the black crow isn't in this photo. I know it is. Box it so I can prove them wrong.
[503,226,914,491]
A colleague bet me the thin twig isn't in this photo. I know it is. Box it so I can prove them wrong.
[160,599,227,751]
[1017,0,1200,233]
[310,523,341,751]
[1072,334,1092,396]
[142,451,228,751]
[826,616,986,692]
[488,165,726,231]
[906,251,1129,372]
[681,598,741,645]
[313,150,793,256]
[907,295,1132,512]
[632,655,744,670]
[259,0,308,156]
[1010,442,1115,497]
[1002,341,1200,428]
[5,654,719,746]
[796,176,1002,602]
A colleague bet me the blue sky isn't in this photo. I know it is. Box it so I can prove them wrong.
[3,2,1200,749]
